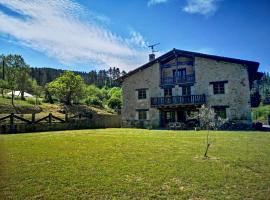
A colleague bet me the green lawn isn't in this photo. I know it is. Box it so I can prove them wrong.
[1,129,270,199]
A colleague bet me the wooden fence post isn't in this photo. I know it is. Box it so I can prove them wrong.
[10,113,14,126]
[10,113,16,133]
[32,113,35,123]
[49,113,52,124]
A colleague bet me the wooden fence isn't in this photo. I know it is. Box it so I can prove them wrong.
[0,113,121,134]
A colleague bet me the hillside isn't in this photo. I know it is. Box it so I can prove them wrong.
[252,104,270,124]
[0,97,115,116]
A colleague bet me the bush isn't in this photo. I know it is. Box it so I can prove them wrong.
[219,121,254,131]
[85,96,103,107]
[108,97,122,110]
[108,87,122,100]
[253,122,263,130]
[27,98,42,105]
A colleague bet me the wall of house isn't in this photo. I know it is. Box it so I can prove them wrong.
[121,63,162,128]
[122,55,252,128]
[194,57,251,122]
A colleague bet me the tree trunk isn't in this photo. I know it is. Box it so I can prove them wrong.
[45,90,54,104]
[11,90,14,106]
[204,131,210,158]
[1,88,4,98]
[66,91,72,105]
[204,143,210,158]
[21,90,25,100]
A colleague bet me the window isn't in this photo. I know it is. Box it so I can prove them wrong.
[166,111,175,121]
[182,86,191,96]
[213,83,225,94]
[173,68,186,78]
[138,110,147,120]
[210,81,228,94]
[138,89,147,99]
[214,107,227,119]
[164,88,172,97]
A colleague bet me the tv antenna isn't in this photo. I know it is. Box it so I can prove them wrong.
[148,43,160,54]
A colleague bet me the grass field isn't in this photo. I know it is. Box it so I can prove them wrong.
[1,129,270,199]
[253,104,270,124]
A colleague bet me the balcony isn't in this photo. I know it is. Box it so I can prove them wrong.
[161,74,195,85]
[151,94,206,107]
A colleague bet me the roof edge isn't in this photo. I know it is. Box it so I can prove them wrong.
[117,49,260,83]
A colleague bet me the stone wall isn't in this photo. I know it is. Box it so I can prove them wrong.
[121,55,252,128]
[0,114,121,134]
[194,57,251,122]
[122,63,161,128]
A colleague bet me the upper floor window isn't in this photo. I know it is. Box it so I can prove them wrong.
[164,88,172,97]
[210,81,228,95]
[137,89,147,99]
[173,68,186,78]
[182,86,191,96]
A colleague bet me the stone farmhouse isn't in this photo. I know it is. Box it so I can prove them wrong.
[118,49,263,128]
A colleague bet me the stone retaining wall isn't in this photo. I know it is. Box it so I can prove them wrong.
[0,114,121,134]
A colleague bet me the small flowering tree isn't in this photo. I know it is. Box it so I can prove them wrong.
[199,104,227,158]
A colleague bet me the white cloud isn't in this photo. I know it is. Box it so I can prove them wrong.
[0,0,149,71]
[183,0,218,15]
[148,0,168,7]
[126,31,148,48]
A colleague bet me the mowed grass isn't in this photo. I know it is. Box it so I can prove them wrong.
[0,129,270,199]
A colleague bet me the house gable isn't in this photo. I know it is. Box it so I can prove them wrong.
[118,49,262,84]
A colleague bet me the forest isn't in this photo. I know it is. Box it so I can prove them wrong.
[0,54,126,112]
[252,72,270,105]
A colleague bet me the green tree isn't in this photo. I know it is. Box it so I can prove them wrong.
[31,79,43,105]
[108,87,122,99]
[199,105,227,158]
[4,54,31,100]
[5,65,19,106]
[48,71,86,105]
[17,65,32,100]
[108,97,122,110]
[85,96,103,107]
[0,79,7,97]
[107,87,122,110]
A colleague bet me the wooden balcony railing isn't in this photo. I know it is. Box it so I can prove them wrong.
[161,74,195,85]
[151,94,206,107]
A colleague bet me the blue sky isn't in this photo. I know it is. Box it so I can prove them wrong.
[0,0,269,72]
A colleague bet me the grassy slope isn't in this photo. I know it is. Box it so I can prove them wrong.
[252,104,270,124]
[1,129,270,199]
[0,97,114,116]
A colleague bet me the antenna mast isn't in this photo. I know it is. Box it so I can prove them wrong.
[148,43,160,54]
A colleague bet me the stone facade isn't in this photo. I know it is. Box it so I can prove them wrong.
[121,50,258,128]
[122,62,162,128]
[194,57,251,122]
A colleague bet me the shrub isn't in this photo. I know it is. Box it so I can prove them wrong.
[27,98,42,105]
[108,97,122,110]
[85,96,103,107]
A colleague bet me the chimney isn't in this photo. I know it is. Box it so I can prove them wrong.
[149,53,155,62]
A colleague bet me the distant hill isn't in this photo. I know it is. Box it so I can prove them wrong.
[30,67,91,86]
[30,67,126,87]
